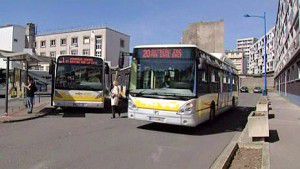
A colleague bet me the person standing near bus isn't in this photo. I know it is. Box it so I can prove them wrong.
[110,80,121,118]
[24,77,37,114]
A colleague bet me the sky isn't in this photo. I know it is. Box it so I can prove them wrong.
[0,0,278,50]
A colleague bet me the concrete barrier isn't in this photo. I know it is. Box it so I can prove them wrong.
[248,111,269,138]
[256,103,269,112]
[256,97,269,112]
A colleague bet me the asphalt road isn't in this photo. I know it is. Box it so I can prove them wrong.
[0,93,260,169]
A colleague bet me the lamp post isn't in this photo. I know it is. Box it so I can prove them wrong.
[244,12,268,96]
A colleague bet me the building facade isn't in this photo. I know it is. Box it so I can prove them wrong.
[0,23,36,69]
[236,37,257,74]
[182,21,225,53]
[35,27,130,71]
[248,27,275,75]
[225,51,245,75]
[274,0,300,106]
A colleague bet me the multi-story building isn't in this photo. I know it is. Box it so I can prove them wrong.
[225,51,245,75]
[35,27,130,71]
[248,27,275,75]
[274,0,300,106]
[236,37,257,74]
[0,23,36,69]
[182,21,225,53]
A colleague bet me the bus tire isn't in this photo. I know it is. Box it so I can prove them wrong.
[209,101,216,122]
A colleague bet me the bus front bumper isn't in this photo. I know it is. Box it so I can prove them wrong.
[128,108,198,127]
[54,101,104,108]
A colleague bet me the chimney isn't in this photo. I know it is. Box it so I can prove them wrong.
[25,23,36,52]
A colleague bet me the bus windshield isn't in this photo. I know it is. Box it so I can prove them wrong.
[130,58,196,98]
[55,63,103,91]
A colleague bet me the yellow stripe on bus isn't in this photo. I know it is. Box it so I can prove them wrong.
[132,97,185,112]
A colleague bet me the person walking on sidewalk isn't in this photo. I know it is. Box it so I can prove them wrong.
[110,80,121,118]
[24,77,37,114]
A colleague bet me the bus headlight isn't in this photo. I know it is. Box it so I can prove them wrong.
[178,100,195,115]
[128,98,137,110]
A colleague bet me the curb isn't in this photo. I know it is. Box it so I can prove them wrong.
[210,118,270,169]
[210,132,241,169]
[0,104,53,123]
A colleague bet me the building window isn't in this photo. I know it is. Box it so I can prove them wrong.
[83,36,90,44]
[120,39,125,48]
[71,50,78,55]
[40,52,46,56]
[202,72,206,82]
[40,41,46,48]
[50,40,56,47]
[95,36,102,50]
[96,51,101,57]
[60,50,67,55]
[50,51,56,58]
[83,49,90,56]
[211,71,216,82]
[71,37,78,46]
[60,38,67,46]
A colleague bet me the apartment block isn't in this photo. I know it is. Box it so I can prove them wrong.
[274,0,300,106]
[236,37,257,74]
[225,51,245,75]
[248,27,275,75]
[35,27,130,71]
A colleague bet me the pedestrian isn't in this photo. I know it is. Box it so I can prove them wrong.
[24,76,37,114]
[110,80,120,118]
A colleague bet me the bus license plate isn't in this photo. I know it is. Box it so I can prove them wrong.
[149,116,164,122]
[74,103,87,107]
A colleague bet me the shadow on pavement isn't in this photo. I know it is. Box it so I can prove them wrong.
[43,99,129,118]
[266,130,280,143]
[137,106,254,136]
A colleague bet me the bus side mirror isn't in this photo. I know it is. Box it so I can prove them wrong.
[49,61,55,75]
[105,63,109,74]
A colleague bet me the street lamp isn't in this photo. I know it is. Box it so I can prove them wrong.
[244,12,268,96]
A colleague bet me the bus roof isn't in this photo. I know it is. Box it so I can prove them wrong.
[134,44,198,48]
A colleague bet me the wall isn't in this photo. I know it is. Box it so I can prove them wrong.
[105,29,130,67]
[239,75,274,92]
[182,21,224,53]
[0,26,13,51]
[12,26,26,52]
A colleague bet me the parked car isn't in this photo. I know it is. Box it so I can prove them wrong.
[240,86,249,93]
[253,87,263,93]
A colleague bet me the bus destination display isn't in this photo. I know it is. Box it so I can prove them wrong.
[58,57,99,65]
[142,48,183,59]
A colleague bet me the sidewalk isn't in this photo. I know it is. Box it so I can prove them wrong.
[268,92,300,169]
[0,99,52,123]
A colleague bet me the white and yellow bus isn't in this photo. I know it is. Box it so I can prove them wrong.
[128,45,239,127]
[53,55,106,109]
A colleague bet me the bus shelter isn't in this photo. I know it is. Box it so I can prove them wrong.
[0,50,53,116]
